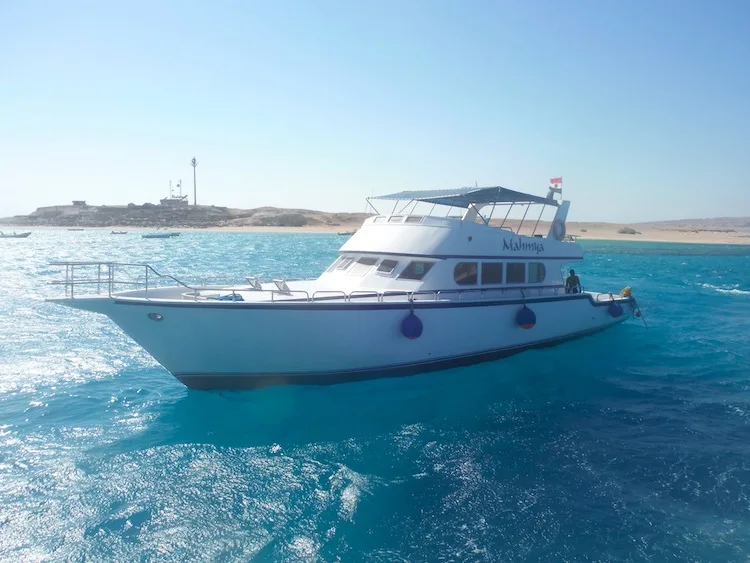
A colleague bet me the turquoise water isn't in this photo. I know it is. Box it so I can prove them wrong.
[1,230,750,561]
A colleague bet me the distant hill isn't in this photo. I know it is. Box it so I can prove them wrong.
[2,201,749,234]
[0,202,371,229]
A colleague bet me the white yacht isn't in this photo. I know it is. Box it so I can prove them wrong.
[48,185,642,390]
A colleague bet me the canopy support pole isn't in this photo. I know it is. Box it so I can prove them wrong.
[365,197,380,215]
[531,204,546,237]
[499,203,514,230]
[517,204,531,234]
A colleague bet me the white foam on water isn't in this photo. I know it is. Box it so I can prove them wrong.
[699,283,750,296]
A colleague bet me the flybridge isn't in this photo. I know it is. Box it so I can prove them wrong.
[370,186,559,208]
[366,184,568,240]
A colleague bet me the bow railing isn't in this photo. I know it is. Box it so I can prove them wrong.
[48,261,601,304]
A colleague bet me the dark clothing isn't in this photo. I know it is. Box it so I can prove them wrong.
[566,274,581,294]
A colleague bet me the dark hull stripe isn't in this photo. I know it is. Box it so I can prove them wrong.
[175,321,626,391]
[115,293,633,311]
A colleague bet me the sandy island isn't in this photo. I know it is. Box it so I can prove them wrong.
[3,202,748,245]
[200,223,750,245]
[10,221,750,245]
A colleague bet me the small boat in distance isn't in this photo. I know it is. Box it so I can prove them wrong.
[48,182,645,391]
[338,230,356,236]
[0,231,31,238]
[67,228,84,231]
[111,230,128,235]
[142,232,174,239]
[142,231,180,238]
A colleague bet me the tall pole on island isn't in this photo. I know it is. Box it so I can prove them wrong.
[190,157,199,206]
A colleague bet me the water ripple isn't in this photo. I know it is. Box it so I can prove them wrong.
[0,232,749,560]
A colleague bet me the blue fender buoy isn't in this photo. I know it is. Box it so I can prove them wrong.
[401,311,423,339]
[516,305,536,329]
[608,301,624,318]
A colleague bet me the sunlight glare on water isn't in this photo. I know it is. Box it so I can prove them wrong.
[1,230,750,561]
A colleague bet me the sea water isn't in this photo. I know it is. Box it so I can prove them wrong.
[1,230,749,561]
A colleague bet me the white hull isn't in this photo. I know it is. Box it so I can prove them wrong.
[60,293,634,389]
[47,183,644,390]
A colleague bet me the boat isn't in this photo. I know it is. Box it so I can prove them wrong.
[0,231,31,238]
[46,184,643,390]
[67,228,84,231]
[142,232,176,239]
[338,230,356,236]
[111,230,128,235]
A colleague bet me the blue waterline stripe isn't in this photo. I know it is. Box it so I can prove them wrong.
[174,322,626,390]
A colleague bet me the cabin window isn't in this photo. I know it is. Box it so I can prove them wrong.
[373,216,386,223]
[405,216,423,224]
[398,261,434,280]
[388,216,404,223]
[506,263,525,284]
[325,257,343,272]
[336,257,355,271]
[377,259,399,274]
[349,257,379,276]
[481,263,503,284]
[528,262,546,283]
[454,262,478,285]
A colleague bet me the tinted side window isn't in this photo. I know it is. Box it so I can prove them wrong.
[349,257,379,276]
[506,263,525,284]
[454,262,478,285]
[399,261,434,280]
[377,259,398,274]
[481,263,503,284]
[336,257,354,271]
[528,262,546,283]
[325,257,343,272]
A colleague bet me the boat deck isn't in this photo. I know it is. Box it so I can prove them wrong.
[103,281,624,306]
[47,261,628,306]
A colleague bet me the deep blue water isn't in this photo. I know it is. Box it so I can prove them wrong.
[1,230,750,562]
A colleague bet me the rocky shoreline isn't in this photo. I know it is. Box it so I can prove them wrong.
[0,202,369,229]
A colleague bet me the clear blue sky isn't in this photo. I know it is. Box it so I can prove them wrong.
[2,0,749,222]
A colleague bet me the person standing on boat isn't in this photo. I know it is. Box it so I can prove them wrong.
[565,269,581,294]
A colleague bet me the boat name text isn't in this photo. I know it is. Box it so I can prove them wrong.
[503,238,544,254]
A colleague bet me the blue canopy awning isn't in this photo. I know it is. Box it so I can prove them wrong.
[371,186,557,208]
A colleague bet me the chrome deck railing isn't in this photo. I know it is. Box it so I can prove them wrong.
[48,260,609,304]
[48,261,199,299]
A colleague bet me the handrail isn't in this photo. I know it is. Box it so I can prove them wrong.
[48,261,199,299]
[47,261,620,306]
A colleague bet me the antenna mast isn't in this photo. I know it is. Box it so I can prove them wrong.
[190,157,199,206]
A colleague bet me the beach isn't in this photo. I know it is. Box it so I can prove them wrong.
[10,221,749,245]
[208,222,750,245]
